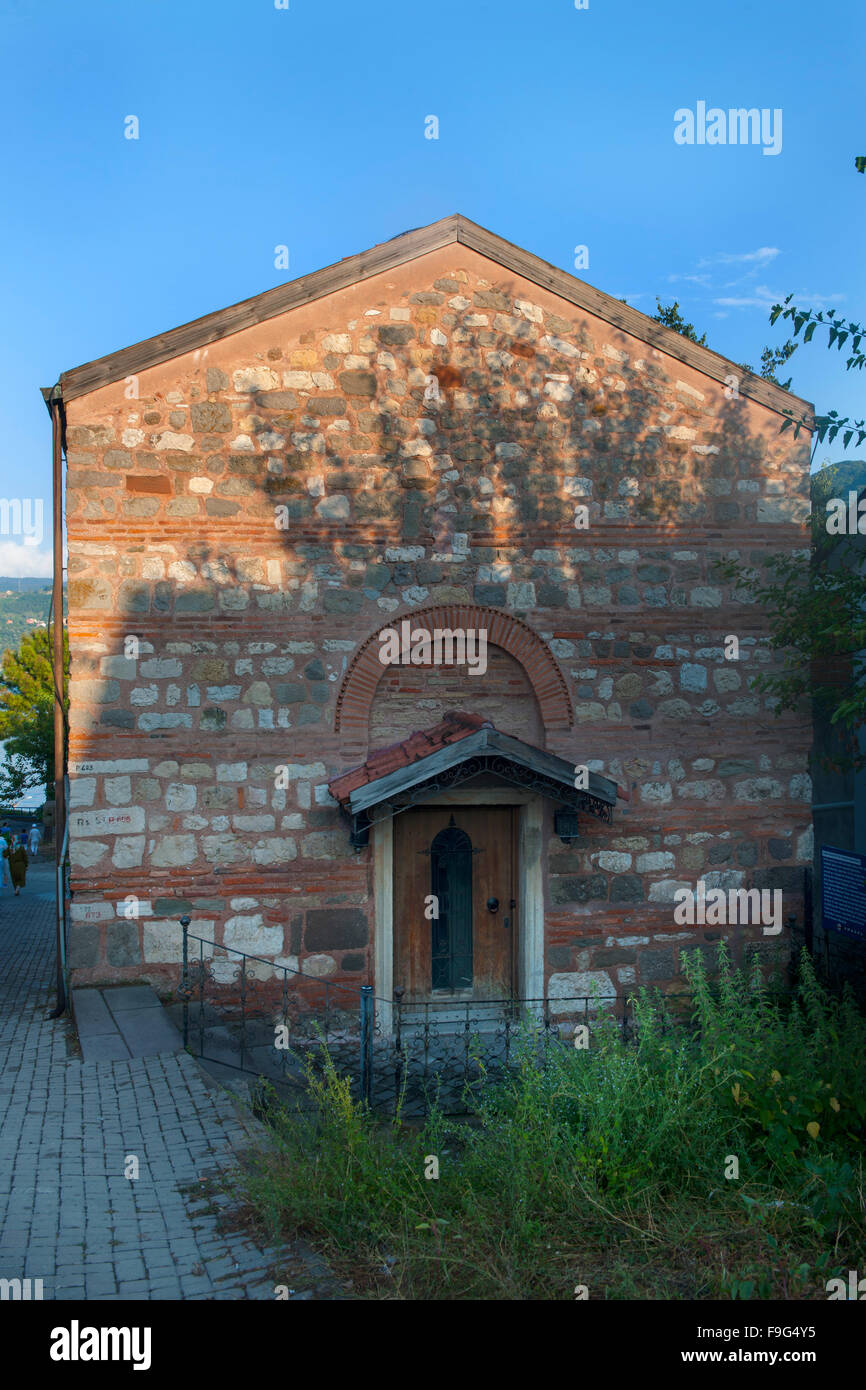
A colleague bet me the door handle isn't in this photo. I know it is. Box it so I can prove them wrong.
[503,916,510,929]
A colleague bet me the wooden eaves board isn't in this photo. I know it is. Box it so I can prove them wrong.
[56,213,814,429]
[346,727,618,817]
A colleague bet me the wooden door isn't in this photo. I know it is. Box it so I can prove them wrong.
[394,806,517,1002]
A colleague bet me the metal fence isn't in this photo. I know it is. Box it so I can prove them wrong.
[174,918,783,1116]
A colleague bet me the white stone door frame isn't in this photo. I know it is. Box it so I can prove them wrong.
[372,789,544,1037]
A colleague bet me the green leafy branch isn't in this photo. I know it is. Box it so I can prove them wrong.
[714,550,866,773]
[769,299,865,373]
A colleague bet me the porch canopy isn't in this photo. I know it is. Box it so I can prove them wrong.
[328,710,619,848]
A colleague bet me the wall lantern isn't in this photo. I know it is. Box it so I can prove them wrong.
[554,808,581,844]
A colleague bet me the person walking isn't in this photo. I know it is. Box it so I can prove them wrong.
[0,825,11,890]
[27,823,41,858]
[5,833,29,895]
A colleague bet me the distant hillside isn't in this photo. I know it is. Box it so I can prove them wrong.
[0,576,52,591]
[0,584,52,652]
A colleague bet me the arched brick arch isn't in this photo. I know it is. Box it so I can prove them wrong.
[335,604,573,738]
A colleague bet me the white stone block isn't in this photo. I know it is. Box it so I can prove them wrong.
[544,379,574,403]
[150,833,197,867]
[139,658,183,678]
[233,366,279,392]
[796,825,814,862]
[69,777,96,808]
[223,914,284,956]
[216,762,248,782]
[232,814,276,832]
[112,836,145,868]
[166,783,197,811]
[636,852,676,873]
[597,851,632,872]
[69,758,149,776]
[540,335,581,358]
[282,763,325,781]
[99,656,137,679]
[144,920,214,964]
[70,807,145,837]
[104,776,131,806]
[647,880,692,902]
[70,901,114,923]
[252,838,298,865]
[547,971,616,1015]
[209,960,240,984]
[152,431,193,451]
[639,782,673,805]
[703,870,746,890]
[302,953,337,978]
[514,299,543,323]
[69,840,109,868]
[201,833,248,864]
[733,778,783,802]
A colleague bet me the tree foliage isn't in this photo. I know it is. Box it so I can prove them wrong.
[768,302,866,449]
[651,299,708,346]
[759,338,798,390]
[715,510,866,774]
[0,625,68,803]
[718,156,865,771]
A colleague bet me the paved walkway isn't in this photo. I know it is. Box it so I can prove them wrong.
[0,863,335,1300]
[72,984,185,1062]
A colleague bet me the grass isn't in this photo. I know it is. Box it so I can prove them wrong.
[234,945,866,1300]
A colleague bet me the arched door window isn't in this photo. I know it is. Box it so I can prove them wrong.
[430,822,474,991]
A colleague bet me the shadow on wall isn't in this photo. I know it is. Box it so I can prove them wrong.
[62,293,811,987]
[806,460,866,1000]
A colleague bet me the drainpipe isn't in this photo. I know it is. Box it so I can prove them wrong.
[42,384,67,1017]
[56,783,70,984]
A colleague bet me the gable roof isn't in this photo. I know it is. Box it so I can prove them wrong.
[328,709,621,821]
[50,213,813,427]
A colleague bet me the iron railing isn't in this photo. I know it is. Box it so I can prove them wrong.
[175,917,790,1116]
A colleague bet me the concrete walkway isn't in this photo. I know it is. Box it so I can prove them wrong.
[0,862,337,1300]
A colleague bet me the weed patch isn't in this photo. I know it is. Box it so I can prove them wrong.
[235,947,866,1300]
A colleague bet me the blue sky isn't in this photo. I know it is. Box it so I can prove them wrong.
[2,0,863,575]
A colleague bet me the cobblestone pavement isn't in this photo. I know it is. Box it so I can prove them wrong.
[0,869,327,1300]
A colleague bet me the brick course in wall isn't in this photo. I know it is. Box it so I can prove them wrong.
[58,224,812,1000]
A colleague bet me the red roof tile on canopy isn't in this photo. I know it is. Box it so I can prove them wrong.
[328,710,491,805]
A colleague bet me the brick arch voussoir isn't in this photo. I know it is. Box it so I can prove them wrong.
[335,604,573,736]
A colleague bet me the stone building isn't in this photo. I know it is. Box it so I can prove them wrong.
[53,215,814,1017]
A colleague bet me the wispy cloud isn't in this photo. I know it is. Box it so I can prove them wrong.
[713,285,845,310]
[697,247,780,268]
[713,284,778,309]
[664,249,783,306]
[664,244,845,318]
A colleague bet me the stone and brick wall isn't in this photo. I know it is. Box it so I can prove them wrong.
[62,241,812,998]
